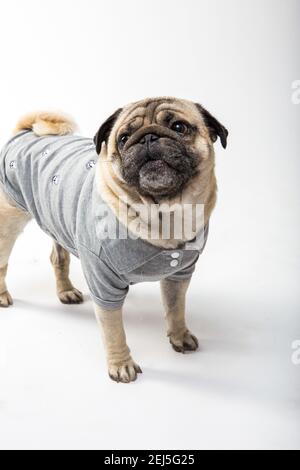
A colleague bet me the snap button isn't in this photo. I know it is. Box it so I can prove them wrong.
[52,175,60,185]
[86,160,96,170]
[171,252,180,259]
[170,260,179,268]
[9,161,17,169]
[42,149,50,157]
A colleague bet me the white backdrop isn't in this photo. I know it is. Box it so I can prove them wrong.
[0,0,299,450]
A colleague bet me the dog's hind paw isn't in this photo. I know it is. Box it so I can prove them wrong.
[58,288,83,305]
[0,291,13,308]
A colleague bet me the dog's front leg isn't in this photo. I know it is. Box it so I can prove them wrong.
[94,304,142,383]
[160,279,199,353]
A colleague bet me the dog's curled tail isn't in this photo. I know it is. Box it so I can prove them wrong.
[14,112,77,137]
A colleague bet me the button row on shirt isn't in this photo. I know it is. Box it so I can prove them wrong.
[170,252,180,268]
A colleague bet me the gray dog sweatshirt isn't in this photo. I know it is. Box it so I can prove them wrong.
[0,131,209,310]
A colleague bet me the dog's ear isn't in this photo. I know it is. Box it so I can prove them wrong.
[94,108,123,154]
[195,104,228,149]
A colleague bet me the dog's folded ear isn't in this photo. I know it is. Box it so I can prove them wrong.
[94,108,123,154]
[195,104,228,149]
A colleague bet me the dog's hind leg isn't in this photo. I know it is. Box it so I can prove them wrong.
[50,242,83,304]
[0,188,31,308]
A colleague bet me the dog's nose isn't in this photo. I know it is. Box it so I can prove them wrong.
[139,133,160,145]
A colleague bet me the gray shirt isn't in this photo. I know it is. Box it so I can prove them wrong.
[0,131,209,310]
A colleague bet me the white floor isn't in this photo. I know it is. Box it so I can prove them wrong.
[0,0,299,452]
[0,222,299,450]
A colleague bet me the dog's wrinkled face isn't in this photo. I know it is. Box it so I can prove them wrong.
[94,98,228,200]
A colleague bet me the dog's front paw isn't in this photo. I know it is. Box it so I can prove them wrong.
[0,291,13,308]
[169,330,199,353]
[58,288,83,305]
[108,359,142,384]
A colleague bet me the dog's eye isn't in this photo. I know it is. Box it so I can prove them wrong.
[171,121,188,134]
[118,134,130,148]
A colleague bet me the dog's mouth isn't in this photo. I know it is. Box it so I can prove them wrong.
[138,160,180,197]
[120,137,200,200]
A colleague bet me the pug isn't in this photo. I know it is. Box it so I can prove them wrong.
[0,98,228,383]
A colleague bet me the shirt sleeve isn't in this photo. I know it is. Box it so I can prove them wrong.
[78,243,129,310]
